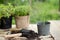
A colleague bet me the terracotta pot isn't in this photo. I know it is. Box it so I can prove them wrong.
[15,15,29,29]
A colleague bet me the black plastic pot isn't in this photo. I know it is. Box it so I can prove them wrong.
[0,16,12,29]
[0,19,1,27]
[37,21,50,36]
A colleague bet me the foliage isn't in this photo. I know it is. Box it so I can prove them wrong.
[14,0,29,6]
[14,5,31,16]
[30,2,59,23]
[0,0,29,6]
[0,0,59,24]
[12,0,59,24]
[0,3,14,18]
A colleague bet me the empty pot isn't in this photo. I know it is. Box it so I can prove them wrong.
[37,21,50,36]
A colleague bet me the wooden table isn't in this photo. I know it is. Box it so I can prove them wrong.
[0,20,60,40]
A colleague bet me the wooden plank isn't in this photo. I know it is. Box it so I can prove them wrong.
[4,33,22,38]
[10,37,27,40]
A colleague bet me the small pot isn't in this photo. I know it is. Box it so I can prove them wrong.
[37,21,50,36]
[0,16,12,29]
[15,15,29,29]
[0,19,1,27]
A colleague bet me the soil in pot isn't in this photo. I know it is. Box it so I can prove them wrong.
[0,16,12,29]
[15,16,29,29]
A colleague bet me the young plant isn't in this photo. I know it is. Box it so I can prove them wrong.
[0,3,14,18]
[0,4,4,19]
[14,5,31,16]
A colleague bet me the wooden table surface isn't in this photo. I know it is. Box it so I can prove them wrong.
[11,20,60,40]
[0,20,60,40]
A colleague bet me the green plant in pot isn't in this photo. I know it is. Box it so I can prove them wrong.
[0,4,14,29]
[0,5,3,27]
[14,5,31,29]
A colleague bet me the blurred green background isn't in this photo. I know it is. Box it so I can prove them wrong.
[0,0,59,24]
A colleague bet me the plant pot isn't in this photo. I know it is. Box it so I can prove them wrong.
[0,19,1,27]
[37,22,50,36]
[15,15,29,29]
[0,16,12,29]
